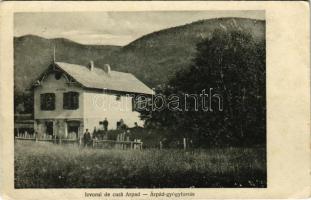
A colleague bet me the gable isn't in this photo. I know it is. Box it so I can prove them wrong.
[33,62,154,95]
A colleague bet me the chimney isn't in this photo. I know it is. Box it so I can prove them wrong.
[103,64,111,74]
[88,60,94,71]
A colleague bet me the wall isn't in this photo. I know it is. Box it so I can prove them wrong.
[83,90,144,131]
[34,119,84,139]
[34,72,84,120]
[34,71,145,134]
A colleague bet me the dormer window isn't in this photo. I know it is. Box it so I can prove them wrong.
[63,92,79,110]
[54,72,62,80]
[40,93,55,111]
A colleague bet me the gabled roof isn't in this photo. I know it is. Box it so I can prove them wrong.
[42,62,154,95]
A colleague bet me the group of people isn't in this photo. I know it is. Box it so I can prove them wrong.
[82,118,135,147]
[100,118,129,131]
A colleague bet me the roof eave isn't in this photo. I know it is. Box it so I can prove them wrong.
[83,86,154,96]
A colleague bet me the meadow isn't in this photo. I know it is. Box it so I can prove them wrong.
[15,141,266,188]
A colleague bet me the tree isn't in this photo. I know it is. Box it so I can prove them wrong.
[145,27,266,147]
[14,90,34,114]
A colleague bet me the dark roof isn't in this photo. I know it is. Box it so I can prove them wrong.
[53,62,153,95]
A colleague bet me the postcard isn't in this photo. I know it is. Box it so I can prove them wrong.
[0,1,310,199]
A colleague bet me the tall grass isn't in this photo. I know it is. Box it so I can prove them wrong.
[15,141,266,188]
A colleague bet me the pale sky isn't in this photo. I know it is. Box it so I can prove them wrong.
[14,11,265,46]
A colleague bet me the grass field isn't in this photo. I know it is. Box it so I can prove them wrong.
[14,141,266,188]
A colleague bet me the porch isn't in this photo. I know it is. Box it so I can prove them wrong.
[34,119,84,140]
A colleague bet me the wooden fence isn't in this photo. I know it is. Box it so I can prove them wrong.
[15,136,78,145]
[14,133,143,150]
[92,139,143,150]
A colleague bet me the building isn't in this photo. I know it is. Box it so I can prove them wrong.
[32,61,153,139]
[14,113,34,136]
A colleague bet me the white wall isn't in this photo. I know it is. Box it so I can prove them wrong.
[83,91,144,131]
[34,72,144,133]
[34,73,84,120]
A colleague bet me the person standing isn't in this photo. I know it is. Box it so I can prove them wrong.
[103,118,109,131]
[83,129,91,147]
[119,118,127,130]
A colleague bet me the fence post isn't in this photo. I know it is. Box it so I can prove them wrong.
[159,141,163,150]
[183,138,186,150]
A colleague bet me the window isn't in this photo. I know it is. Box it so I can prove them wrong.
[54,72,62,80]
[63,92,79,110]
[40,93,55,110]
[67,121,80,139]
[116,94,121,101]
[45,121,53,135]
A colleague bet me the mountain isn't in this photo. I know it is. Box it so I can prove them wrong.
[14,17,265,94]
[14,35,120,93]
[94,18,265,87]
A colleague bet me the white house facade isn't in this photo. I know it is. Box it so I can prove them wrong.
[32,61,153,139]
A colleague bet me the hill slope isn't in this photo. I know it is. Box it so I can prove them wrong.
[95,17,265,87]
[14,35,120,93]
[14,17,265,93]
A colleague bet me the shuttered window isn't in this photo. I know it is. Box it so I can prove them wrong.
[63,92,79,110]
[116,94,121,101]
[40,93,55,110]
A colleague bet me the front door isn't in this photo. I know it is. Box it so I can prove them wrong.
[67,121,80,139]
[45,121,54,136]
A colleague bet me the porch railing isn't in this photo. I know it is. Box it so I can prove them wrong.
[15,134,143,150]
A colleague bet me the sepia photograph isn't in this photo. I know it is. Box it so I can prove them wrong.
[13,10,267,188]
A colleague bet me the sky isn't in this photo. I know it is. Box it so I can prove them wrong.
[14,11,265,46]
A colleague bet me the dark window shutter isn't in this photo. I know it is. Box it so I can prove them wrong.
[40,93,55,110]
[63,92,68,109]
[63,92,79,110]
[40,94,44,110]
[50,94,55,110]
[72,92,79,109]
[75,92,79,109]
